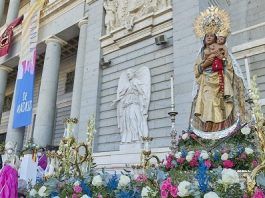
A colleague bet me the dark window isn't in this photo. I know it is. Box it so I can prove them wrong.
[0,133,6,144]
[3,94,13,112]
[65,71,75,93]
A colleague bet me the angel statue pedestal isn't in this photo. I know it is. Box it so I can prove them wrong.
[112,67,151,153]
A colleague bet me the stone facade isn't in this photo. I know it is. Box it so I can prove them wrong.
[0,0,265,167]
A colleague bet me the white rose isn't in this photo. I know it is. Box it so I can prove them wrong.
[177,181,191,197]
[241,127,251,135]
[118,175,131,187]
[204,191,220,198]
[200,150,209,160]
[74,181,80,186]
[187,151,194,157]
[38,186,47,197]
[92,175,103,187]
[221,153,229,161]
[186,154,193,162]
[29,189,37,197]
[245,147,254,155]
[141,186,151,197]
[175,152,182,159]
[182,133,189,140]
[221,169,239,184]
[81,195,91,198]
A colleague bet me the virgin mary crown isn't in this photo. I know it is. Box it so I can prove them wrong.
[194,6,231,38]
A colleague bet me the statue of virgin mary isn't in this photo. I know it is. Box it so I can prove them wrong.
[190,6,247,139]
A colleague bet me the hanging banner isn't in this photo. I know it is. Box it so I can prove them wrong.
[0,16,24,57]
[13,1,45,128]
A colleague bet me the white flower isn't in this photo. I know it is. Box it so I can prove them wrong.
[221,153,229,161]
[186,154,193,162]
[38,186,47,197]
[92,175,103,187]
[177,181,191,197]
[221,169,239,184]
[175,152,182,159]
[187,151,194,157]
[141,186,151,197]
[118,175,131,187]
[81,195,91,198]
[245,147,254,155]
[29,189,37,197]
[241,127,251,135]
[200,150,209,160]
[204,191,220,198]
[182,133,189,140]
[74,181,80,186]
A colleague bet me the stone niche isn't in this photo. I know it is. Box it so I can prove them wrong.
[100,0,173,55]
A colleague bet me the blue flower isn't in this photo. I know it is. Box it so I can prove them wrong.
[213,151,220,161]
[107,173,119,191]
[117,190,140,198]
[81,180,92,197]
[195,159,209,193]
[181,148,188,157]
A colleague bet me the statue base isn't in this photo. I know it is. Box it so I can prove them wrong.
[119,142,142,152]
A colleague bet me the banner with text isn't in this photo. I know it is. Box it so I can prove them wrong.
[13,1,45,128]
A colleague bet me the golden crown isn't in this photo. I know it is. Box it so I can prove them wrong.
[194,6,230,38]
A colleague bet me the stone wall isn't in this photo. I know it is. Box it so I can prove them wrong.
[97,30,174,152]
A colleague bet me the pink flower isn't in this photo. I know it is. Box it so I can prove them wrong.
[223,160,234,168]
[161,190,169,198]
[194,150,201,158]
[177,157,185,164]
[135,174,147,183]
[189,158,199,167]
[252,188,265,198]
[190,133,197,139]
[170,185,178,197]
[204,160,212,168]
[73,185,82,193]
[72,194,78,198]
[239,153,247,160]
[252,160,259,168]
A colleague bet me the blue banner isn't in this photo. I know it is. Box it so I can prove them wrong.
[13,56,36,128]
[13,1,44,128]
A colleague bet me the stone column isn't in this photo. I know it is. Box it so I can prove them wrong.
[33,37,62,147]
[0,65,12,122]
[0,0,5,25]
[6,0,20,24]
[70,19,88,134]
[6,82,25,152]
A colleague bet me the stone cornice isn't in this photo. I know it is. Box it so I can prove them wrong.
[100,6,173,55]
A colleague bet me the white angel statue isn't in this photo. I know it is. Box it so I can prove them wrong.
[113,67,151,143]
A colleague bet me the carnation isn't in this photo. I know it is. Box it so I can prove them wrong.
[186,154,193,162]
[245,147,254,155]
[177,181,191,197]
[73,185,82,193]
[204,191,220,198]
[223,160,234,168]
[38,186,47,197]
[92,175,103,187]
[200,150,209,160]
[175,152,182,159]
[141,186,151,197]
[118,175,131,187]
[182,133,189,140]
[29,189,37,197]
[221,169,239,184]
[221,153,229,161]
[241,126,251,135]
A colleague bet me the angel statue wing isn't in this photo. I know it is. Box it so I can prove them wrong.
[134,67,151,115]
